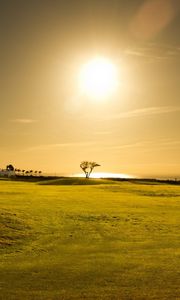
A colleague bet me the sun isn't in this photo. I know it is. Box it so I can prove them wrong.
[79,57,118,99]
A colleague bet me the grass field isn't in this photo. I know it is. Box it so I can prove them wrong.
[0,178,180,299]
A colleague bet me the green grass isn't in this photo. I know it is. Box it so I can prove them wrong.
[0,180,180,299]
[38,177,114,185]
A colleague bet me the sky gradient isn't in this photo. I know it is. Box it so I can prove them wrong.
[1,0,180,178]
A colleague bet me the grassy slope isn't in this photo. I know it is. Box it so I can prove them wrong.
[38,177,114,185]
[0,180,180,300]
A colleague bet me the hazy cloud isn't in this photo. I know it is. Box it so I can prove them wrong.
[10,119,37,124]
[93,131,112,135]
[106,142,144,150]
[125,43,180,62]
[24,141,95,152]
[102,139,180,153]
[105,106,180,120]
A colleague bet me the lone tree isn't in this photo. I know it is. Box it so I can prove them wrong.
[80,161,100,178]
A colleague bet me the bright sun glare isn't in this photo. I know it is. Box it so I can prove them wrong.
[79,57,118,99]
[74,172,134,179]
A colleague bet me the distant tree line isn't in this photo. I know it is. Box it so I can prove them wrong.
[1,164,42,177]
[14,169,42,176]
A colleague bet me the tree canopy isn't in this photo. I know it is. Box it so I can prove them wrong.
[80,161,100,178]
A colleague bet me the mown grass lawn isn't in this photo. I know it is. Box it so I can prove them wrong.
[0,179,180,299]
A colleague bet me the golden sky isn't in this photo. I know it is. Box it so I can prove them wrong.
[0,0,180,178]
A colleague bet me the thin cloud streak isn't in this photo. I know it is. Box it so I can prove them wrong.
[23,138,180,154]
[104,106,180,120]
[124,43,180,62]
[24,141,95,152]
[104,139,180,152]
[10,119,37,124]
